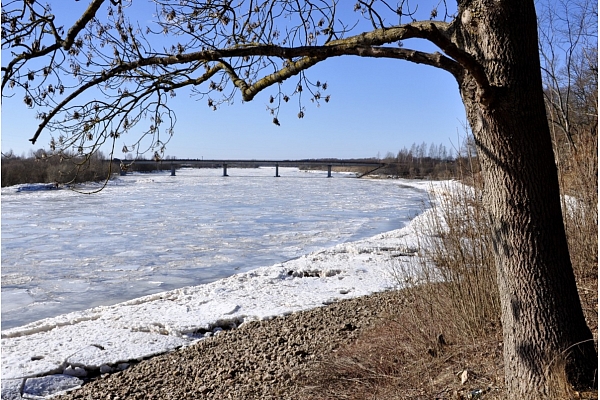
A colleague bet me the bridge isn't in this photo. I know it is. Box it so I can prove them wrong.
[112,158,387,178]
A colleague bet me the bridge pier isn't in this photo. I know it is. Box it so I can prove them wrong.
[223,164,229,176]
[327,165,332,178]
[170,163,176,176]
[275,164,280,177]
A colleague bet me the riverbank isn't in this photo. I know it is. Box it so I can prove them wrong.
[53,289,408,400]
[3,176,597,399]
[56,275,598,400]
[2,179,439,399]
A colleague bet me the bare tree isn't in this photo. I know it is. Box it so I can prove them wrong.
[538,0,597,147]
[2,1,597,397]
[538,0,598,279]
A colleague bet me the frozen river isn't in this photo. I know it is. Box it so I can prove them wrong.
[1,167,428,330]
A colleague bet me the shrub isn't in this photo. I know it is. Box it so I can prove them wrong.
[1,151,113,187]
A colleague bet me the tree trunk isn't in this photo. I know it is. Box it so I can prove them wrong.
[455,1,597,397]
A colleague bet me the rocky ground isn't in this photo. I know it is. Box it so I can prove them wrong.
[56,290,405,400]
[54,272,599,400]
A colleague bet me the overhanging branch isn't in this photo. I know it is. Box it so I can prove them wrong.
[2,0,109,92]
[30,63,223,144]
[63,0,107,49]
[352,46,462,77]
[22,16,479,145]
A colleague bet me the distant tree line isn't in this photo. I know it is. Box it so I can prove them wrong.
[1,151,267,186]
[2,140,476,187]
[1,149,112,187]
[376,141,467,179]
[323,140,478,180]
[117,154,177,173]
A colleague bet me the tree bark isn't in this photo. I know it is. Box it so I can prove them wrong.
[455,1,597,397]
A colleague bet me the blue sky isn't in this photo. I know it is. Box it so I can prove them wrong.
[1,1,467,160]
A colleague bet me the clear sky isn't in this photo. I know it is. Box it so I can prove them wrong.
[1,1,468,160]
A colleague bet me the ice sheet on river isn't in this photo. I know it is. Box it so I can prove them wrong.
[2,168,430,330]
[1,179,450,399]
[1,222,429,397]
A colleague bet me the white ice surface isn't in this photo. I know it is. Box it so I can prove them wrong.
[1,225,425,377]
[1,170,446,398]
[2,168,428,330]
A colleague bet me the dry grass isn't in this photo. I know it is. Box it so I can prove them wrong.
[305,278,597,399]
[409,183,499,336]
[559,131,598,280]
[304,134,598,399]
[303,282,505,400]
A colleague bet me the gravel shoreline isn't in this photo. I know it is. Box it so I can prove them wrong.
[56,290,405,400]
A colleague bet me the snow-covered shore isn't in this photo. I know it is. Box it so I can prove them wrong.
[1,179,444,399]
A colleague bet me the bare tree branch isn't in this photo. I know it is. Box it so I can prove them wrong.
[2,1,480,159]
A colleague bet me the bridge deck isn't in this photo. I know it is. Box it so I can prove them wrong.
[113,159,385,167]
[111,159,387,178]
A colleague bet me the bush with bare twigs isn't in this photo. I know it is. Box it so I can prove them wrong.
[1,150,113,187]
